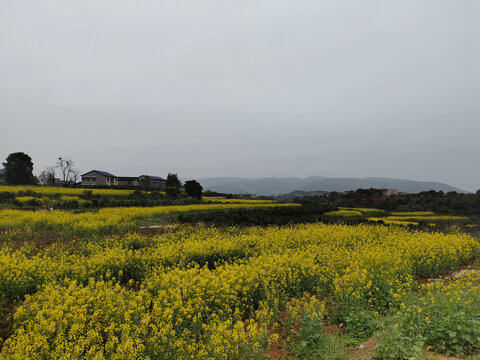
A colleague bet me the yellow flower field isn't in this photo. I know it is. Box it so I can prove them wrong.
[324,209,363,217]
[203,196,276,204]
[339,207,385,213]
[0,203,299,235]
[0,218,478,359]
[0,185,135,196]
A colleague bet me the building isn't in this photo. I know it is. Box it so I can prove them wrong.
[81,170,118,186]
[0,168,5,184]
[54,178,69,187]
[118,177,140,187]
[138,175,166,189]
[383,189,400,197]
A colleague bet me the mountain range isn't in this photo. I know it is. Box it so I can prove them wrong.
[197,176,467,196]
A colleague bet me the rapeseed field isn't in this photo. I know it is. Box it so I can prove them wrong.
[0,210,478,359]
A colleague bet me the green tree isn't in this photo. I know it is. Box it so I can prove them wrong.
[141,176,151,189]
[165,173,182,197]
[2,152,36,185]
[184,180,203,199]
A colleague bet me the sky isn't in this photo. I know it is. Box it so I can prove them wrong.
[1,0,479,191]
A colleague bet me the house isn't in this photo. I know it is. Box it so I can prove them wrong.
[383,189,400,197]
[81,170,118,186]
[54,178,69,187]
[138,175,166,189]
[0,168,5,184]
[118,177,140,187]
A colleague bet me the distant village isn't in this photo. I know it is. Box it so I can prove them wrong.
[0,168,167,190]
[80,170,166,189]
[0,168,410,199]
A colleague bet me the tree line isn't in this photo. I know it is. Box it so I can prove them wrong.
[298,188,480,216]
[1,152,203,199]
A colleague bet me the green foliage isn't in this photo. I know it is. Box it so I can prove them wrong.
[282,295,328,359]
[299,188,480,217]
[375,319,425,360]
[178,205,332,226]
[376,273,480,358]
[2,152,35,185]
[165,173,182,197]
[423,294,480,356]
[141,176,151,188]
[184,179,203,199]
[343,309,376,341]
[282,295,357,360]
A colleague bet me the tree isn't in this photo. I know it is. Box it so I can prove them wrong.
[165,173,182,197]
[141,176,151,189]
[2,152,36,185]
[184,180,203,199]
[56,157,78,185]
[38,166,56,186]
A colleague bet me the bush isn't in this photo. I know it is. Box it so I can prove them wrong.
[343,309,376,341]
[376,272,480,358]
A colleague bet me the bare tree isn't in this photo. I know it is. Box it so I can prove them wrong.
[56,157,77,185]
[70,169,79,184]
[38,166,56,186]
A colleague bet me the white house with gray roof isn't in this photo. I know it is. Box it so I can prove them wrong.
[81,170,118,186]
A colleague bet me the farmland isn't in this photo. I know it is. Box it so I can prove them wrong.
[0,188,479,359]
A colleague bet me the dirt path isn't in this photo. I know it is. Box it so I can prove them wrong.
[347,336,378,360]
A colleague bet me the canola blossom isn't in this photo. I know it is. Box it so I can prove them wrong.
[390,211,435,216]
[324,209,363,217]
[0,203,299,235]
[383,215,468,222]
[0,185,135,196]
[376,272,480,358]
[202,196,277,204]
[368,217,419,226]
[339,207,385,213]
[1,222,478,359]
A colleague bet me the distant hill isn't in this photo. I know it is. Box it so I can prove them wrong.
[279,190,330,201]
[198,176,467,196]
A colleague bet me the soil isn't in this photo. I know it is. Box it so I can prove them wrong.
[347,336,378,360]
[0,298,15,351]
[136,224,176,236]
[345,336,466,360]
[0,228,72,250]
[424,351,464,360]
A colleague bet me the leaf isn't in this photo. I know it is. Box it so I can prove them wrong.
[448,330,457,337]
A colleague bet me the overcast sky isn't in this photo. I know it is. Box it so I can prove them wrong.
[1,0,479,191]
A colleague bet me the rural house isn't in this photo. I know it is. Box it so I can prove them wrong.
[0,169,5,184]
[81,170,118,186]
[138,175,166,189]
[383,189,399,197]
[118,177,140,187]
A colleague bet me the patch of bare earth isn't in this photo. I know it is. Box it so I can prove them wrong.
[346,337,465,360]
[137,224,177,236]
[0,298,15,351]
[0,228,75,250]
[424,351,463,360]
[348,336,378,360]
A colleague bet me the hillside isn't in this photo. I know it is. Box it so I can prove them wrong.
[198,176,467,196]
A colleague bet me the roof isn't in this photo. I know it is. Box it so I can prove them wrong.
[82,170,116,177]
[140,175,165,181]
[0,168,5,175]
